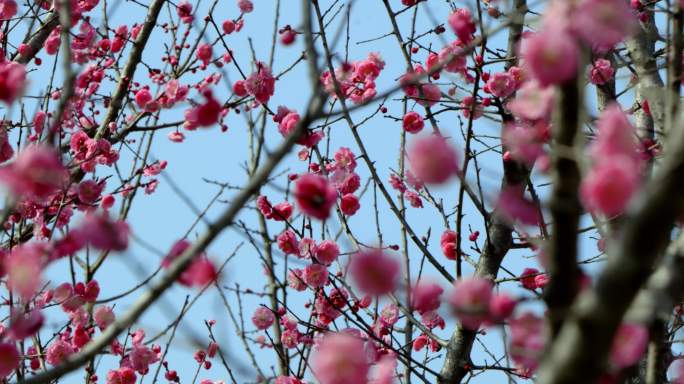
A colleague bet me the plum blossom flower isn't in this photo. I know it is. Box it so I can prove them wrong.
[486,72,516,98]
[0,343,19,378]
[303,263,329,288]
[340,193,360,216]
[440,230,458,260]
[46,339,74,366]
[571,0,637,53]
[245,62,275,104]
[408,135,459,184]
[411,282,443,314]
[294,174,337,220]
[314,240,339,265]
[252,307,275,330]
[448,277,492,330]
[448,9,476,44]
[350,249,399,296]
[313,332,370,384]
[402,111,424,134]
[0,145,67,201]
[506,81,555,121]
[589,59,615,85]
[6,244,44,300]
[610,323,648,369]
[509,312,545,374]
[0,60,26,103]
[520,28,580,87]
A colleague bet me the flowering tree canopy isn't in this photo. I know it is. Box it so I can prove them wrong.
[1,0,684,383]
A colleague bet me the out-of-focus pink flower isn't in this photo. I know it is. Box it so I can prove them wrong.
[408,135,459,184]
[448,9,476,44]
[0,342,19,378]
[581,158,639,217]
[520,28,580,87]
[350,249,399,296]
[610,323,648,369]
[448,277,492,330]
[489,293,517,323]
[0,145,67,201]
[0,61,26,103]
[411,282,443,314]
[509,312,545,374]
[507,81,555,121]
[313,332,369,384]
[6,244,44,300]
[571,0,636,53]
[75,212,130,251]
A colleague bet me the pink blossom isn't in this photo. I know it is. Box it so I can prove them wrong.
[409,135,459,184]
[313,333,369,384]
[0,343,19,378]
[437,41,467,75]
[127,342,160,374]
[448,277,492,330]
[0,125,13,163]
[350,249,399,296]
[134,88,152,109]
[0,0,17,20]
[489,293,517,322]
[252,307,275,330]
[497,186,540,225]
[402,112,424,134]
[77,179,104,205]
[196,43,212,68]
[487,72,516,98]
[334,147,357,171]
[6,244,43,300]
[520,28,580,87]
[0,145,67,201]
[589,59,615,85]
[281,329,300,349]
[507,81,555,121]
[162,240,217,287]
[177,1,193,23]
[294,174,337,220]
[303,263,329,288]
[106,367,137,384]
[277,230,299,256]
[502,123,546,165]
[288,269,307,291]
[411,282,443,314]
[245,62,275,104]
[46,339,74,366]
[509,312,545,373]
[75,212,130,251]
[520,268,540,290]
[440,229,459,260]
[372,356,397,384]
[580,158,640,217]
[340,193,360,216]
[94,306,115,330]
[448,9,476,44]
[0,60,26,103]
[380,304,399,327]
[237,0,253,13]
[314,240,339,265]
[572,0,636,52]
[405,190,423,208]
[610,323,648,368]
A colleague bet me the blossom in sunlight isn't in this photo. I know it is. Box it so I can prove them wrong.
[411,282,444,314]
